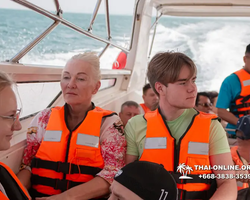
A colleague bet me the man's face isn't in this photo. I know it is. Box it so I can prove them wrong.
[108,180,143,200]
[195,95,213,113]
[244,53,250,72]
[119,105,140,126]
[159,65,197,109]
[143,88,159,110]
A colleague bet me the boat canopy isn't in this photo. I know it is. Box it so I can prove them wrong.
[152,0,250,17]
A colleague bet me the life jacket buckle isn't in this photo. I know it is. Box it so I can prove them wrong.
[57,162,69,174]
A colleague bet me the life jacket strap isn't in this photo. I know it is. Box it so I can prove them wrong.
[230,102,250,110]
[31,158,102,176]
[31,174,83,191]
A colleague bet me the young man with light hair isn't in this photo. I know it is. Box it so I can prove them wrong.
[125,52,237,200]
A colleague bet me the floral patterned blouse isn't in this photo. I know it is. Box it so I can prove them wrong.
[20,106,126,184]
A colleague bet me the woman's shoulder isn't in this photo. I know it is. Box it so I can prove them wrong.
[28,108,52,130]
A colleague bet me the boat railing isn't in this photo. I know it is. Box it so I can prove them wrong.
[9,0,140,64]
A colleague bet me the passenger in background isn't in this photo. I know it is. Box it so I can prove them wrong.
[216,44,250,137]
[0,71,30,200]
[108,161,178,200]
[231,115,250,190]
[17,53,126,200]
[119,101,140,126]
[140,83,158,114]
[207,91,219,114]
[208,91,227,129]
[194,92,213,113]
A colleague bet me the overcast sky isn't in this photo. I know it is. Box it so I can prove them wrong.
[0,0,136,15]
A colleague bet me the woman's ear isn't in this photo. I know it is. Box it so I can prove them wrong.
[93,81,101,94]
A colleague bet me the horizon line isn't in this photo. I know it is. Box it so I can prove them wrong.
[0,7,133,16]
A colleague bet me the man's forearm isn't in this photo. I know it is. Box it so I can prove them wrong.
[210,179,237,200]
[66,176,110,200]
[217,108,238,125]
[17,169,31,189]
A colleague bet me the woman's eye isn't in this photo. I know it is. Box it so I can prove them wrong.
[63,77,70,79]
[77,78,85,81]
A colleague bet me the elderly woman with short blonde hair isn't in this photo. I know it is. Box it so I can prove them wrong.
[17,52,126,200]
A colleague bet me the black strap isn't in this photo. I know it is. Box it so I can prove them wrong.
[177,179,217,200]
[231,110,250,115]
[31,158,102,176]
[234,94,250,102]
[0,165,30,200]
[31,174,83,192]
[171,173,213,184]
[230,102,250,110]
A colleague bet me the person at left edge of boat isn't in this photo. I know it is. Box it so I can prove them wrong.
[0,71,31,200]
[16,52,126,200]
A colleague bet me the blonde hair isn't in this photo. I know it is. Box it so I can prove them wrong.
[70,52,101,82]
[147,51,197,96]
[0,71,13,92]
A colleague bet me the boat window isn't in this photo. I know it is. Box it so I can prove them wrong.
[15,82,61,118]
[100,78,116,91]
[0,9,52,62]
[15,78,116,118]
[0,0,135,69]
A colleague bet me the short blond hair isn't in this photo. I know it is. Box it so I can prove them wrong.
[0,71,13,92]
[147,51,196,96]
[70,52,101,82]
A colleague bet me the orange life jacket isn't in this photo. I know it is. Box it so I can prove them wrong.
[0,162,30,200]
[31,106,115,197]
[230,146,249,190]
[140,103,151,113]
[140,109,218,200]
[230,69,250,117]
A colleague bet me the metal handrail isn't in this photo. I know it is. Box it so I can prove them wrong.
[9,21,60,63]
[148,12,162,59]
[104,0,111,40]
[54,0,62,16]
[88,0,102,32]
[129,0,140,50]
[10,0,130,62]
[98,44,110,57]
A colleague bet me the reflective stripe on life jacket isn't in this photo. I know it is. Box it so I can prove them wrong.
[139,108,218,200]
[230,69,250,117]
[0,162,30,200]
[230,146,249,190]
[140,103,151,113]
[31,105,115,196]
